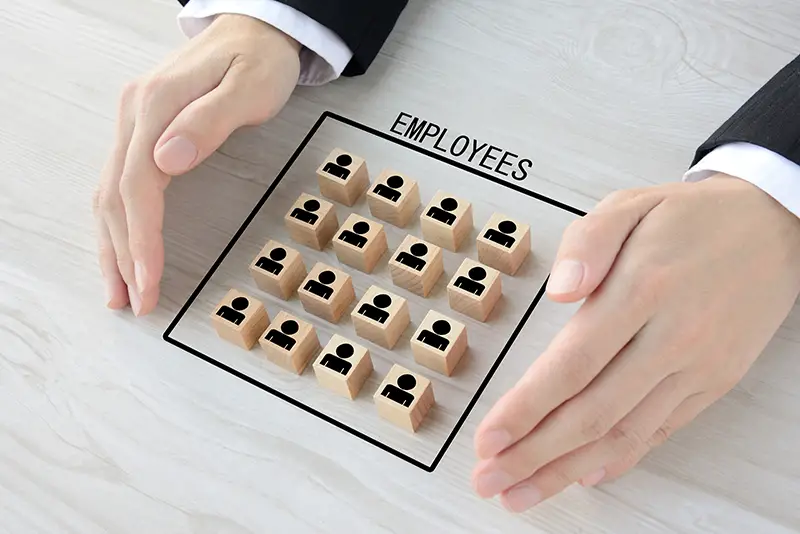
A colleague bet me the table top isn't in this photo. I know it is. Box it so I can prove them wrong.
[2,1,800,532]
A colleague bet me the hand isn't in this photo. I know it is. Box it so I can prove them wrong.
[471,174,800,512]
[92,14,301,315]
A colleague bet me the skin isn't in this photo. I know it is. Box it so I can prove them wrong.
[472,174,800,512]
[92,14,301,316]
[94,15,800,514]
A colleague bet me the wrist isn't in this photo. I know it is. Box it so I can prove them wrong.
[212,13,302,55]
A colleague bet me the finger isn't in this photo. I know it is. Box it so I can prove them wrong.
[121,53,234,316]
[474,255,661,460]
[93,190,129,309]
[101,84,138,307]
[588,392,716,485]
[473,317,676,498]
[154,61,283,176]
[546,189,665,302]
[496,372,689,512]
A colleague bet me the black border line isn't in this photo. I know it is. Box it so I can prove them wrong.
[163,111,586,472]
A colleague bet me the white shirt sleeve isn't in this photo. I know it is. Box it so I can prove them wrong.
[177,0,354,86]
[684,142,800,218]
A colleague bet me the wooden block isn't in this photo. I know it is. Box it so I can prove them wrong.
[447,258,502,322]
[248,240,307,299]
[388,235,443,297]
[258,311,320,374]
[420,190,473,251]
[476,213,532,275]
[374,364,435,433]
[332,213,388,273]
[411,310,468,376]
[312,335,373,400]
[366,169,421,227]
[297,263,355,323]
[284,193,338,250]
[351,286,410,349]
[210,289,270,350]
[316,148,370,206]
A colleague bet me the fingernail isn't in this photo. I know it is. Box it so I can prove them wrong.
[134,261,147,294]
[128,286,142,316]
[105,280,116,307]
[155,136,198,174]
[548,260,584,295]
[478,429,512,458]
[474,468,515,498]
[503,483,543,513]
[580,468,606,487]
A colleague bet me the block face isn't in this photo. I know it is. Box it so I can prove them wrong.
[420,190,473,251]
[258,311,320,374]
[284,193,339,250]
[211,289,270,350]
[249,240,307,299]
[411,310,468,376]
[316,148,370,206]
[351,286,410,349]
[312,334,373,399]
[332,213,388,273]
[388,235,444,297]
[297,263,355,323]
[367,169,421,227]
[374,364,435,432]
[447,258,502,322]
[476,213,532,275]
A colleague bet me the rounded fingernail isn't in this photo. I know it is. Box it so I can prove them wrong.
[105,279,116,307]
[503,483,543,513]
[478,429,512,458]
[548,260,584,294]
[580,468,606,487]
[155,136,198,174]
[128,286,142,316]
[474,468,515,498]
[134,261,147,294]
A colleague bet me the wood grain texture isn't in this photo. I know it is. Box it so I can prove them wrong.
[2,0,800,532]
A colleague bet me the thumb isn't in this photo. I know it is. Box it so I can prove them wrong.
[153,75,273,176]
[547,190,665,302]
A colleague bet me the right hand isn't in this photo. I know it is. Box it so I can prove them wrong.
[93,14,301,316]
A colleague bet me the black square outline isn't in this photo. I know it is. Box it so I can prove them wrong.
[163,111,586,472]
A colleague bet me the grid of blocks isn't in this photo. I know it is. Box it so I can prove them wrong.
[210,148,533,433]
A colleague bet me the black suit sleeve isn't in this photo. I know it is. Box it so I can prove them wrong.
[693,55,800,167]
[178,0,407,77]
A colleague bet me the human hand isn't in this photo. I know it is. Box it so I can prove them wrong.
[93,14,301,315]
[471,174,800,512]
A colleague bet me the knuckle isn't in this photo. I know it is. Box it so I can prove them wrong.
[606,423,646,457]
[578,411,612,442]
[559,345,598,392]
[650,425,672,447]
[119,81,138,111]
[622,264,672,312]
[98,188,122,216]
[136,75,168,107]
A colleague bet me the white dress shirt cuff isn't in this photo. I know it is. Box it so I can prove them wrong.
[684,142,800,218]
[177,0,354,86]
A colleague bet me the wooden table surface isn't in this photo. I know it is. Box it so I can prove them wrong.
[2,1,800,532]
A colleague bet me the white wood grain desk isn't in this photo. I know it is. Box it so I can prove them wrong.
[2,1,800,532]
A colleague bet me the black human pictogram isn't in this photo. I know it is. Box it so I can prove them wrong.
[380,373,417,407]
[395,242,428,271]
[454,266,487,296]
[338,221,370,249]
[417,319,451,351]
[216,296,249,325]
[357,293,392,324]
[319,342,354,375]
[322,153,353,180]
[426,197,458,226]
[290,199,321,225]
[303,270,336,300]
[372,174,404,202]
[265,319,299,351]
[255,247,287,276]
[483,220,517,248]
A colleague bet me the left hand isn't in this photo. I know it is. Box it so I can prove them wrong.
[471,173,800,512]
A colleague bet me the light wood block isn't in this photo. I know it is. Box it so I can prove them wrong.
[351,286,410,349]
[248,240,307,299]
[366,169,421,227]
[374,364,435,433]
[284,193,339,250]
[411,310,468,376]
[210,289,270,350]
[258,311,320,374]
[388,235,444,297]
[316,148,370,206]
[312,335,373,400]
[476,213,532,275]
[420,190,473,251]
[332,213,388,273]
[447,258,502,322]
[297,263,355,323]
